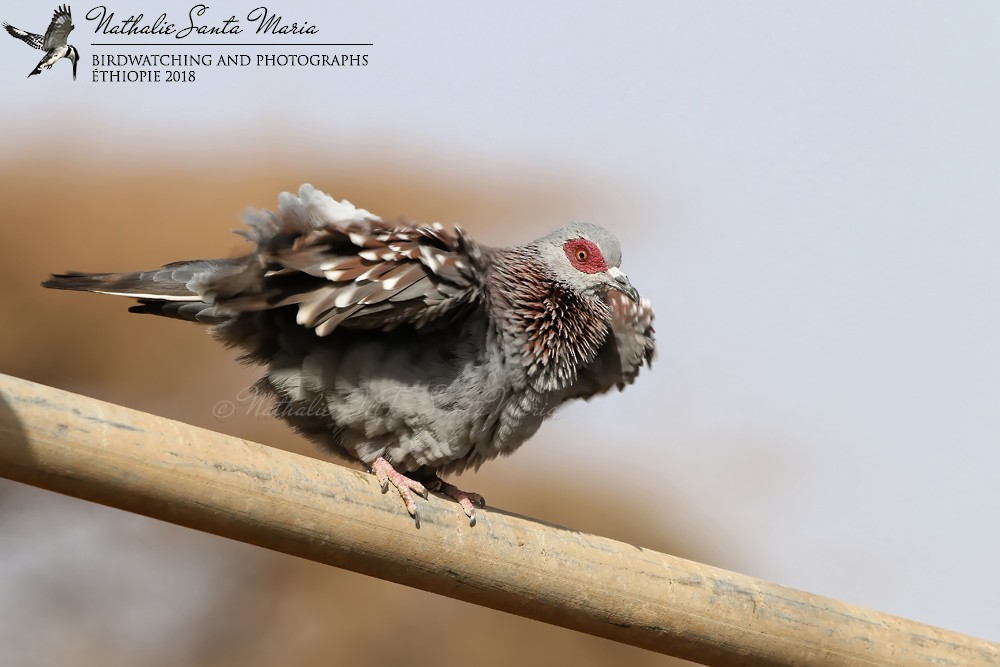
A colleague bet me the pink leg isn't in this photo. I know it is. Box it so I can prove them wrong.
[372,457,428,519]
[430,478,486,524]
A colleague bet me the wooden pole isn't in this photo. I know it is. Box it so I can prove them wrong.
[0,373,996,666]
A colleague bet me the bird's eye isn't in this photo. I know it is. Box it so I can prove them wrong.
[564,238,608,274]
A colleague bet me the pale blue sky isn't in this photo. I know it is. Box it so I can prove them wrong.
[2,0,998,644]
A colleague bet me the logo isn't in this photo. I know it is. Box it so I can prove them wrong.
[3,4,371,85]
[3,4,79,80]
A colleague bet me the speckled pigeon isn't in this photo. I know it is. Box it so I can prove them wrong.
[43,185,655,524]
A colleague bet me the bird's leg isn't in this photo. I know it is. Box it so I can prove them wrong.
[372,457,428,519]
[428,477,486,523]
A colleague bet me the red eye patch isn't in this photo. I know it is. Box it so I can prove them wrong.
[563,238,607,274]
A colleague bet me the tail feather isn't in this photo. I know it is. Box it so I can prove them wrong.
[128,299,227,324]
[42,259,238,324]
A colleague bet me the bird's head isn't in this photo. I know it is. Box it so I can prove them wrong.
[66,45,79,80]
[535,222,639,303]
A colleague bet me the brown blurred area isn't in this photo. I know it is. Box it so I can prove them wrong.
[0,144,706,666]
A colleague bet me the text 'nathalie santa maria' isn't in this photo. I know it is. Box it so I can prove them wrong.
[87,5,319,39]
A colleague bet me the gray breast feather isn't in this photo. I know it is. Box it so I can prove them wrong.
[256,307,534,474]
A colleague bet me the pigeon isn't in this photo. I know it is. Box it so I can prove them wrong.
[43,185,656,524]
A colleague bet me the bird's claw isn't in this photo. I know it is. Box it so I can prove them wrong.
[372,459,485,525]
[430,478,486,525]
[372,457,428,519]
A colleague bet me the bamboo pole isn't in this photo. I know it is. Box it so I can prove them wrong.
[0,373,996,666]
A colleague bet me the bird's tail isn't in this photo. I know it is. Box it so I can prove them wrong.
[42,259,236,324]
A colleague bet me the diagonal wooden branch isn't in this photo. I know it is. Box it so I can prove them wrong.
[0,373,996,666]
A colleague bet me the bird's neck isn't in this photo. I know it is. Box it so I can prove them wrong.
[487,248,610,392]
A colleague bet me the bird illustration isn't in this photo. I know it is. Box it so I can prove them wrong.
[4,4,78,80]
[43,185,656,524]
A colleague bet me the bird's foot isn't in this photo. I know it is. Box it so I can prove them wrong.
[429,477,486,525]
[372,457,428,520]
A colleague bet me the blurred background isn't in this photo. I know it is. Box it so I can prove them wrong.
[1,1,998,665]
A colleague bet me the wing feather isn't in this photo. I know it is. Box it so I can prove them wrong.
[43,5,73,50]
[560,290,656,400]
[4,24,44,50]
[196,184,490,336]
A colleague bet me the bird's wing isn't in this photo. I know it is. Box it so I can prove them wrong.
[199,185,489,336]
[4,24,44,50]
[42,4,73,50]
[561,290,655,400]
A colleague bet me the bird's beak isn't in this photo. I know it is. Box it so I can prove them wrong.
[607,267,639,302]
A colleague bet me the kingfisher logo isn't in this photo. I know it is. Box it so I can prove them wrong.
[3,4,371,85]
[3,4,79,80]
